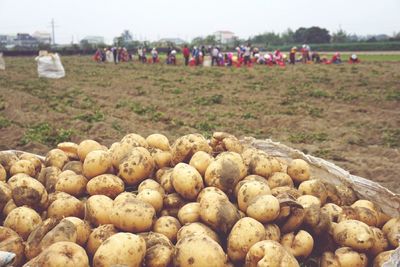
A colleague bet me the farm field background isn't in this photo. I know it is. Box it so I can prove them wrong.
[0,55,399,193]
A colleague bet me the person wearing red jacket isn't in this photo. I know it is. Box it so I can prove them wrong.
[182,45,190,66]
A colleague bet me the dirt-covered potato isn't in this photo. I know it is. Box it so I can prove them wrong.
[205,151,247,194]
[332,220,374,251]
[24,218,59,260]
[10,159,36,177]
[176,222,220,244]
[281,230,314,258]
[139,179,165,196]
[8,173,48,210]
[118,147,155,185]
[47,192,84,219]
[302,204,331,235]
[0,226,25,267]
[150,148,172,169]
[324,183,358,206]
[320,247,368,267]
[227,217,266,262]
[298,179,327,205]
[247,150,275,178]
[271,186,301,199]
[86,224,118,257]
[275,196,305,234]
[0,164,6,181]
[85,195,113,226]
[267,172,294,189]
[77,139,103,161]
[237,180,271,212]
[197,186,228,203]
[45,148,69,169]
[158,168,175,193]
[246,194,280,223]
[373,250,395,267]
[93,232,146,267]
[57,142,79,159]
[264,224,281,242]
[139,231,175,267]
[4,206,42,240]
[3,198,17,217]
[172,163,204,200]
[137,188,163,212]
[146,133,170,151]
[170,133,212,165]
[287,159,310,183]
[86,174,124,198]
[64,217,91,246]
[162,193,187,217]
[0,151,19,174]
[189,151,213,177]
[55,170,88,197]
[382,217,400,247]
[245,240,299,267]
[210,132,243,154]
[297,195,321,208]
[368,227,389,256]
[321,203,343,222]
[0,181,12,211]
[62,160,83,174]
[173,234,227,267]
[234,175,268,197]
[121,133,148,147]
[24,241,89,267]
[110,193,155,232]
[37,166,61,193]
[199,193,241,234]
[153,216,181,242]
[178,202,200,224]
[82,150,112,179]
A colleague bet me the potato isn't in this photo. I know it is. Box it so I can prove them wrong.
[10,159,36,177]
[298,179,327,205]
[246,194,280,223]
[0,181,11,211]
[82,150,112,179]
[8,174,48,210]
[62,160,83,174]
[271,186,301,199]
[146,133,170,151]
[368,227,389,256]
[3,198,17,217]
[77,139,103,161]
[210,132,243,153]
[373,250,395,267]
[297,194,321,208]
[227,217,266,262]
[86,174,124,198]
[93,232,146,267]
[139,179,165,196]
[153,216,181,242]
[264,224,281,241]
[4,206,42,240]
[327,183,358,206]
[85,195,113,226]
[109,141,137,168]
[0,151,18,174]
[189,151,213,177]
[86,224,118,257]
[302,204,331,235]
[0,164,6,181]
[25,218,59,260]
[267,172,294,189]
[45,148,69,169]
[139,231,175,267]
[199,193,241,234]
[137,188,163,212]
[0,226,25,267]
[287,159,310,183]
[55,171,88,197]
[275,197,305,234]
[47,193,84,219]
[197,186,228,203]
[170,133,212,165]
[173,234,227,267]
[178,202,200,224]
[321,203,343,222]
[320,247,368,267]
[177,222,220,244]
[382,217,400,247]
[237,180,271,212]
[281,230,314,258]
[245,240,299,267]
[172,163,204,200]
[57,142,79,159]
[121,133,148,147]
[150,148,172,169]
[110,194,155,232]
[23,241,89,267]
[332,220,374,251]
[64,217,91,246]
[162,193,187,217]
[118,147,155,185]
[158,168,175,193]
[248,150,274,178]
[205,152,247,194]
[37,166,61,193]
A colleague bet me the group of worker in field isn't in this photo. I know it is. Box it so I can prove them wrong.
[93,44,360,66]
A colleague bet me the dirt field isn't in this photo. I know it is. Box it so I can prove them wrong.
[0,56,399,193]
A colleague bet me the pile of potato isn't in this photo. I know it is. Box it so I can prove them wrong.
[0,132,399,267]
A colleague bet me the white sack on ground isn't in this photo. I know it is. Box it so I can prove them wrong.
[0,53,5,70]
[35,53,65,79]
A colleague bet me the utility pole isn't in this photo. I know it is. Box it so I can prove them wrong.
[51,18,56,45]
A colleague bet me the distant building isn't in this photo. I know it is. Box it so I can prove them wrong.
[158,38,186,46]
[0,34,17,47]
[214,31,235,44]
[81,36,105,45]
[32,31,51,44]
[14,33,39,48]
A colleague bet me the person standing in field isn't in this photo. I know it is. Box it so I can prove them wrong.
[289,47,297,64]
[151,48,158,63]
[112,47,118,64]
[182,44,190,66]
[243,44,252,65]
[211,46,219,66]
[192,46,200,66]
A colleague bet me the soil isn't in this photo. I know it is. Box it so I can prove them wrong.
[0,56,399,193]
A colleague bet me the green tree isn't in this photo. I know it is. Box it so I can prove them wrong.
[281,28,295,44]
[294,27,331,44]
[331,29,349,43]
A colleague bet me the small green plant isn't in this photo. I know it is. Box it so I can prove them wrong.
[308,107,324,118]
[0,116,11,128]
[242,112,258,119]
[308,89,330,98]
[289,132,328,144]
[171,88,183,94]
[382,129,400,148]
[74,110,105,123]
[194,94,223,105]
[21,123,73,146]
[385,90,400,101]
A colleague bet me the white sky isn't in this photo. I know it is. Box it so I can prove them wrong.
[0,0,399,44]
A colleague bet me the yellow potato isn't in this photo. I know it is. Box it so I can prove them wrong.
[146,133,170,151]
[287,159,310,183]
[64,217,91,246]
[8,174,48,210]
[4,206,42,240]
[332,220,374,251]
[170,134,212,165]
[237,180,271,212]
[245,240,299,267]
[264,224,281,241]
[137,188,163,212]
[298,179,327,205]
[246,194,280,223]
[177,202,201,224]
[280,230,314,258]
[86,174,125,198]
[83,150,112,179]
[267,172,294,189]
[172,163,204,200]
[77,139,103,161]
[0,164,6,181]
[45,148,69,169]
[118,147,155,185]
[177,222,220,244]
[138,179,165,196]
[10,159,36,177]
[153,216,181,242]
[47,193,84,219]
[86,224,118,257]
[0,226,25,267]
[85,195,113,226]
[189,151,213,177]
[150,148,172,169]
[0,181,12,211]
[55,171,88,197]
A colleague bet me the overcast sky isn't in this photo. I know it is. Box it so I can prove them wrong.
[0,0,399,44]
